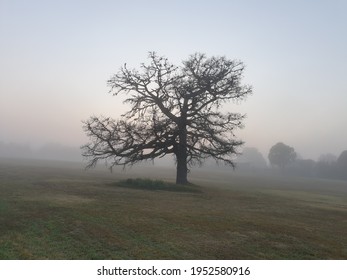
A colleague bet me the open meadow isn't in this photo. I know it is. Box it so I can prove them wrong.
[0,158,346,259]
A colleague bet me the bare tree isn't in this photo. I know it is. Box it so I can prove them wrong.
[82,52,252,184]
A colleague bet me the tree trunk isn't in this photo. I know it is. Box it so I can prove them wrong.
[176,150,188,185]
[176,119,188,185]
[175,100,189,185]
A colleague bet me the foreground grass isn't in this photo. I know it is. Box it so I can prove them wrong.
[0,158,346,259]
[117,178,202,193]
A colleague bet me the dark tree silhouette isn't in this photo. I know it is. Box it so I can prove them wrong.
[268,142,296,170]
[82,52,252,184]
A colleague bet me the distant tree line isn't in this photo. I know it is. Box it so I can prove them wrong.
[267,142,347,180]
[234,143,347,181]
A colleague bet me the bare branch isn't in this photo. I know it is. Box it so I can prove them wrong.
[82,52,253,183]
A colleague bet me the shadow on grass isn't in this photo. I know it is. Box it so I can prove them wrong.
[113,178,202,193]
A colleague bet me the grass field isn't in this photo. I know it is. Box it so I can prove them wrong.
[0,158,346,259]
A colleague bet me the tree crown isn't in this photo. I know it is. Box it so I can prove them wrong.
[268,142,296,169]
[82,52,252,173]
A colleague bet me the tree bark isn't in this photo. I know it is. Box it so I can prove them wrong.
[176,117,188,185]
[176,149,188,184]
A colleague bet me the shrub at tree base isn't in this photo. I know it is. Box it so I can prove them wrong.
[116,178,202,193]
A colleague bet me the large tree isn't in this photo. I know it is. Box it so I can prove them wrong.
[82,52,252,184]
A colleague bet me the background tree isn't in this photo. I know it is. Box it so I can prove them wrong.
[268,142,296,170]
[318,153,337,164]
[236,147,268,170]
[315,153,337,179]
[82,52,252,184]
[337,150,347,179]
[289,159,316,177]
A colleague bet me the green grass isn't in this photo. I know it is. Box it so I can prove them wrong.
[0,158,346,259]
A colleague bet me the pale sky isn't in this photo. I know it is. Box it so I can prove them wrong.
[1,0,346,160]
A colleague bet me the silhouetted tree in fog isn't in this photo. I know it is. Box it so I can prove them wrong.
[268,142,296,170]
[337,150,347,179]
[236,147,267,170]
[82,52,252,184]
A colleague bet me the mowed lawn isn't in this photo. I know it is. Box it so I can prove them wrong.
[0,158,346,259]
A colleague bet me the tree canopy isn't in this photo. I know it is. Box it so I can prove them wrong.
[236,147,267,169]
[268,142,296,170]
[82,52,252,184]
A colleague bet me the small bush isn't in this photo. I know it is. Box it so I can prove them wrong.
[116,178,201,193]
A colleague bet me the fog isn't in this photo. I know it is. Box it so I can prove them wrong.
[0,141,82,162]
[1,1,347,165]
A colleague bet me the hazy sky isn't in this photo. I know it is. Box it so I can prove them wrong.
[1,0,346,160]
